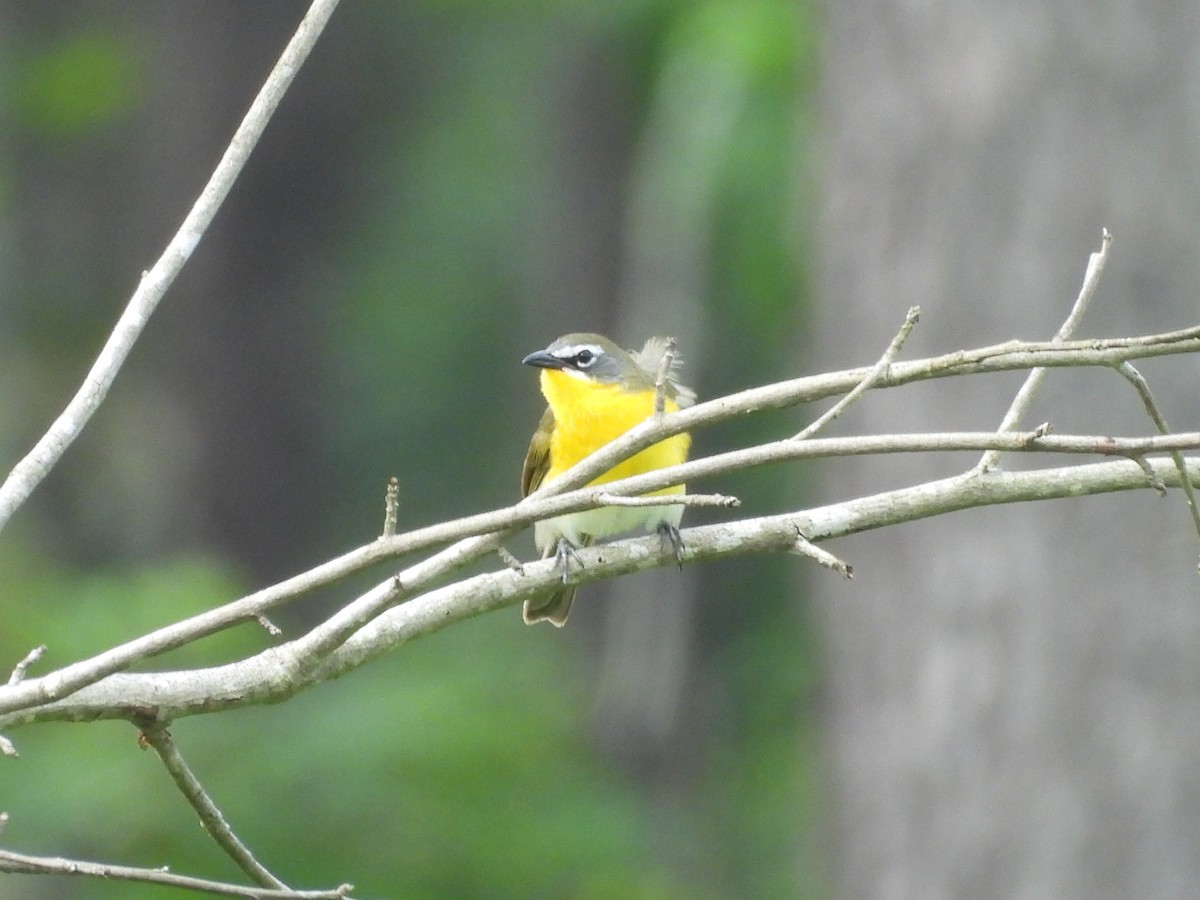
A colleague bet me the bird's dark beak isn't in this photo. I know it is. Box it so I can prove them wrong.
[522,349,565,369]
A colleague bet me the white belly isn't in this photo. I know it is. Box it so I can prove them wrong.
[534,494,685,553]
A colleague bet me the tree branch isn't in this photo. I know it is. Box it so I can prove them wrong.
[0,0,342,537]
[4,323,1200,725]
[139,723,288,891]
[1114,361,1200,553]
[0,846,352,899]
[976,228,1112,472]
[794,305,920,440]
[653,336,678,414]
[2,421,1199,721]
[6,646,45,687]
[4,455,1197,732]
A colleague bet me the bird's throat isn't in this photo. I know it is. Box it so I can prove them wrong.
[540,369,689,486]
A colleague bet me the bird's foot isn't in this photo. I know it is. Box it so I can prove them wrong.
[657,522,685,570]
[554,539,583,584]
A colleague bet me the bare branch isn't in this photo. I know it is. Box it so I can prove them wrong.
[794,305,920,440]
[277,532,505,688]
[3,325,1200,724]
[1115,361,1200,550]
[1127,454,1168,494]
[594,491,739,509]
[977,228,1112,472]
[496,546,524,573]
[8,317,1185,618]
[382,477,400,538]
[6,455,1200,732]
[532,322,1200,512]
[4,423,1200,721]
[530,430,1200,508]
[653,337,678,415]
[0,0,342,537]
[7,645,45,687]
[139,723,288,891]
[791,532,853,578]
[0,846,352,898]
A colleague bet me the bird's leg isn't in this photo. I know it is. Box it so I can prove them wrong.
[554,538,583,584]
[657,522,685,570]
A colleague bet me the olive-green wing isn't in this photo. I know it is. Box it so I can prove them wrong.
[521,406,555,497]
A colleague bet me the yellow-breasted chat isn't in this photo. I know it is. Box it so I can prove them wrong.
[520,333,694,626]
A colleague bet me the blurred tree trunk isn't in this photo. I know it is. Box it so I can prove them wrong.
[816,3,1200,898]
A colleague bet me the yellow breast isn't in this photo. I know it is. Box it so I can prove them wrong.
[541,369,690,491]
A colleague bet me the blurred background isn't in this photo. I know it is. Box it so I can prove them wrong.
[4,2,1200,899]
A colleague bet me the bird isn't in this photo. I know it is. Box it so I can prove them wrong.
[520,333,694,626]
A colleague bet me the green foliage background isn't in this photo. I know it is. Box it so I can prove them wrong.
[0,2,822,897]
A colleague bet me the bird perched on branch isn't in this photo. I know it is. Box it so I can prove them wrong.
[520,333,695,626]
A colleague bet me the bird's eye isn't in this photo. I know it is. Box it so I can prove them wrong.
[574,349,595,367]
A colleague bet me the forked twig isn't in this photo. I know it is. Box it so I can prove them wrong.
[976,228,1112,473]
[794,305,921,440]
[1115,361,1200,552]
[139,723,288,891]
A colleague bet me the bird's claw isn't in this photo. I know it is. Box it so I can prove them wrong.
[554,539,583,584]
[657,522,685,570]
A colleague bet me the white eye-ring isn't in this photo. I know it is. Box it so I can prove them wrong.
[556,344,603,369]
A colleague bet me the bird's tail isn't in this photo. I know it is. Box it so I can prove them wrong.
[523,535,592,627]
[522,585,577,628]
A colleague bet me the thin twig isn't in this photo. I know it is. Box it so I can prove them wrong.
[0,0,342,538]
[524,430,1200,509]
[139,723,288,891]
[0,847,352,898]
[7,645,46,686]
[792,531,853,578]
[1127,454,1167,494]
[976,228,1112,473]
[653,337,678,415]
[0,734,16,757]
[794,306,920,440]
[496,546,524,573]
[1116,361,1200,550]
[594,491,739,508]
[382,476,400,538]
